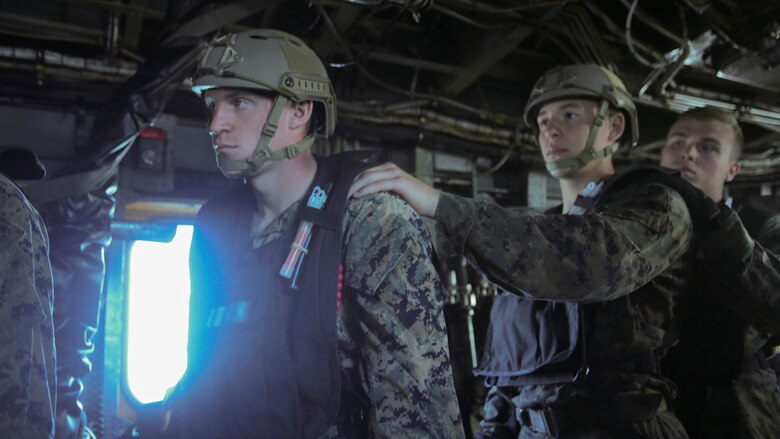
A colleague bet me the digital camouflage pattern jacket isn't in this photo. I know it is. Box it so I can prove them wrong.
[0,174,56,438]
[183,175,464,439]
[689,209,780,439]
[436,179,695,438]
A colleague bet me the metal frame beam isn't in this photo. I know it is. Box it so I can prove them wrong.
[439,24,536,96]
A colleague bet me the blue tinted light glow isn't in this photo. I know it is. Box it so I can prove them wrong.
[127,225,193,404]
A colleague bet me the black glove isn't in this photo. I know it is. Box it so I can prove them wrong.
[475,386,518,439]
[699,209,753,259]
[664,177,730,234]
[664,177,753,269]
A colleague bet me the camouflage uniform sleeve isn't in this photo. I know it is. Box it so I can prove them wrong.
[758,214,780,254]
[342,192,465,439]
[710,212,780,335]
[0,176,56,438]
[434,184,693,302]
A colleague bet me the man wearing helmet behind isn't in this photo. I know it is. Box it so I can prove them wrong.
[351,64,699,437]
[171,29,464,439]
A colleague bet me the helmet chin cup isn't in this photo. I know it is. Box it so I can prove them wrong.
[216,134,317,177]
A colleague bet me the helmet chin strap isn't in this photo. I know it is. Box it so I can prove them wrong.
[217,94,316,177]
[545,99,618,178]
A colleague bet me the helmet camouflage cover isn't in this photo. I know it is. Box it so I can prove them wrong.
[523,64,638,148]
[193,29,336,137]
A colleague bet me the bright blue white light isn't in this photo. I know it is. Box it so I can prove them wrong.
[126,225,193,404]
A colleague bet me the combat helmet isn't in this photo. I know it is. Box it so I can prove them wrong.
[192,29,336,175]
[523,64,638,177]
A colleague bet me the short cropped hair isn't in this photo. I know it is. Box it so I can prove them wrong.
[675,107,744,160]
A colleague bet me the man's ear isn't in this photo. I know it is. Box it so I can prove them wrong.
[725,160,741,182]
[288,100,314,130]
[607,112,625,143]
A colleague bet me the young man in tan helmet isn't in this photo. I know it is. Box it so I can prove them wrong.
[659,107,780,439]
[353,63,696,437]
[170,29,464,438]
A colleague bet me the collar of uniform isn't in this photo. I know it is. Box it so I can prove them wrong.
[250,199,302,249]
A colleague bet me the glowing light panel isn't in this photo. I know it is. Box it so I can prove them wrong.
[126,225,193,404]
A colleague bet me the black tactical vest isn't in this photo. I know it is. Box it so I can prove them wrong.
[475,166,698,387]
[179,151,383,439]
[662,202,777,437]
[668,202,775,363]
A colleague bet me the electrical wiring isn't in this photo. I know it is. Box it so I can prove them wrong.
[430,4,514,30]
[325,3,406,68]
[316,5,524,126]
[430,3,581,61]
[480,141,518,175]
[618,0,685,44]
[443,0,578,15]
[625,0,689,69]
[625,0,667,68]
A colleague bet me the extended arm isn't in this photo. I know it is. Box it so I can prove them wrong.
[433,183,693,303]
[350,162,441,218]
[758,214,780,253]
[706,212,780,334]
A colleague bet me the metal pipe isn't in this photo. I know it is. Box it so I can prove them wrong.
[636,86,780,132]
[0,12,104,44]
[0,46,137,77]
[431,4,512,30]
[46,0,165,21]
[602,33,666,65]
[638,67,664,97]
[363,50,460,74]
[441,0,579,14]
[617,0,686,45]
[575,5,618,70]
[0,12,105,37]
[106,10,120,57]
[326,0,433,11]
[653,41,691,95]
[0,60,131,84]
[745,134,780,152]
[339,101,533,149]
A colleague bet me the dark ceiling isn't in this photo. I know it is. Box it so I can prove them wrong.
[1,0,780,182]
